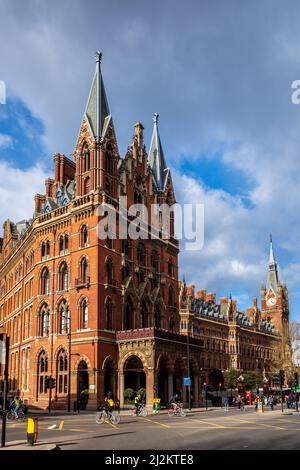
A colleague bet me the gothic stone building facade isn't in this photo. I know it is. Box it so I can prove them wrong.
[179,237,292,389]
[0,54,203,409]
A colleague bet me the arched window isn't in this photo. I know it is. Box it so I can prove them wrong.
[105,298,112,330]
[59,234,69,254]
[79,299,88,329]
[83,143,90,172]
[80,258,88,284]
[58,262,69,291]
[56,349,68,394]
[58,301,70,335]
[84,177,90,195]
[39,304,50,337]
[106,258,113,285]
[80,225,88,247]
[40,267,50,295]
[38,351,48,395]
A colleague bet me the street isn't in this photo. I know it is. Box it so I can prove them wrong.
[1,407,300,450]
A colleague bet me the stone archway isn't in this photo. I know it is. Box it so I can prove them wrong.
[123,355,146,398]
[173,357,186,402]
[157,354,173,404]
[103,357,116,398]
[77,360,89,409]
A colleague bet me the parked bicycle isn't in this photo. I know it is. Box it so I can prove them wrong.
[96,409,120,425]
[167,403,186,417]
[131,403,148,417]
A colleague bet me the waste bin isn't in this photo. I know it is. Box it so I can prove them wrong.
[27,417,38,446]
[153,398,161,413]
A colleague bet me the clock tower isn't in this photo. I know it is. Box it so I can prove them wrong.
[261,235,291,369]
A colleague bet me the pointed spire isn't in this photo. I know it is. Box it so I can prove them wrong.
[269,233,275,265]
[149,113,169,191]
[267,234,279,292]
[85,52,110,140]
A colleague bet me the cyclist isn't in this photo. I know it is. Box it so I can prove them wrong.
[170,393,181,413]
[12,396,22,418]
[134,394,142,415]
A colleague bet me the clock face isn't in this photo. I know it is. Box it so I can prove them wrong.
[267,297,276,307]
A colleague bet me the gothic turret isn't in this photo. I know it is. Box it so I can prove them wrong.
[149,113,169,192]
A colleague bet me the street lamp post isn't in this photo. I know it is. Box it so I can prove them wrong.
[218,382,222,407]
[186,327,191,411]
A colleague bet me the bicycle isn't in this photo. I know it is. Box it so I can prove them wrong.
[167,403,186,417]
[96,409,120,425]
[131,403,148,417]
[7,408,25,422]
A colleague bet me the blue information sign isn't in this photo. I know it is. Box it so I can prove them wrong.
[183,377,191,386]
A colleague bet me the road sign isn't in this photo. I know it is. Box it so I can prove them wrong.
[183,377,191,386]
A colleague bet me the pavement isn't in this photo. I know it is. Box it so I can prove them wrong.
[1,406,300,450]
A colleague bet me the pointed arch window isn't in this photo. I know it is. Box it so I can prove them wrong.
[39,304,50,337]
[80,225,88,247]
[106,258,113,285]
[168,285,174,307]
[58,262,69,291]
[58,301,70,335]
[40,267,50,295]
[124,296,134,330]
[80,258,89,284]
[82,143,90,172]
[79,299,88,330]
[57,349,68,394]
[105,298,112,330]
[84,177,90,195]
[38,351,48,395]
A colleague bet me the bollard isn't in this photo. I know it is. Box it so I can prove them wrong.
[27,417,38,446]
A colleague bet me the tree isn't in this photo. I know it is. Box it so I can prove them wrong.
[242,371,263,391]
[224,370,238,389]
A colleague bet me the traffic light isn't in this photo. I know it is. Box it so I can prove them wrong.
[50,377,56,389]
[273,372,280,385]
[294,372,299,387]
[279,369,285,387]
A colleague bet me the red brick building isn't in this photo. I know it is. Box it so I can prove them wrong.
[0,53,203,409]
[0,55,292,410]
[179,237,292,389]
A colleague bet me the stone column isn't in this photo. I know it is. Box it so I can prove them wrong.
[146,368,154,408]
[119,372,124,408]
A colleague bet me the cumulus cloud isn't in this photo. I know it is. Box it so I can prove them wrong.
[0,160,47,225]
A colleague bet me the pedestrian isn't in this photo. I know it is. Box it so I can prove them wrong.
[223,396,229,412]
[269,395,274,411]
[237,395,242,410]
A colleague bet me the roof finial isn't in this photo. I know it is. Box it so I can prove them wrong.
[153,112,159,124]
[270,233,272,243]
[95,51,102,63]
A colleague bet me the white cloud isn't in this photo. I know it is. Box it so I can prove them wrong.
[0,134,13,150]
[0,160,47,229]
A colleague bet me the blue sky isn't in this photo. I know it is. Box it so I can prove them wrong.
[1,0,300,320]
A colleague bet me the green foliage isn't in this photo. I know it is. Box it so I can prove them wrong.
[124,388,135,401]
[224,370,238,389]
[137,388,146,400]
[243,371,263,390]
